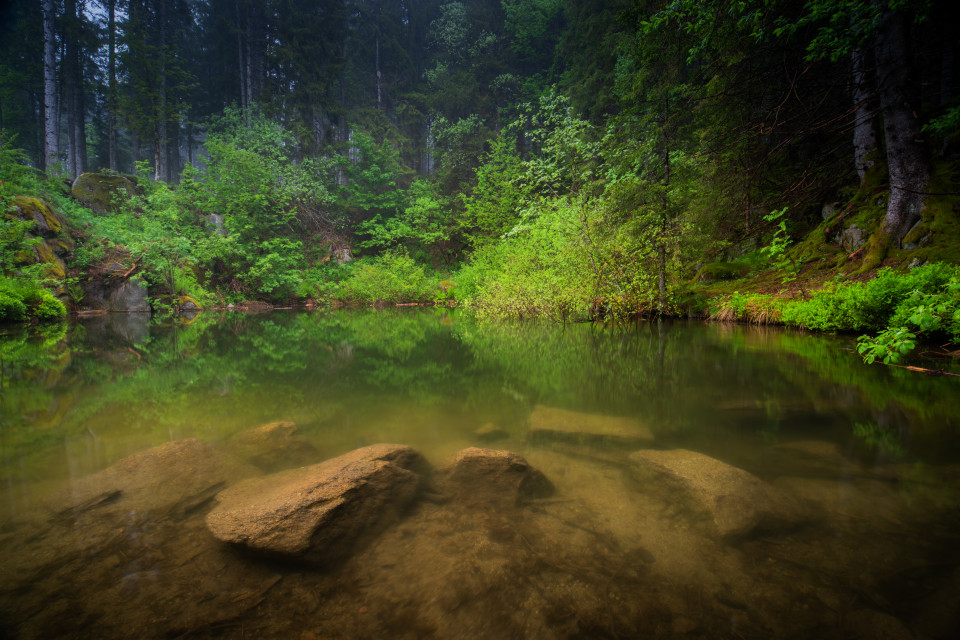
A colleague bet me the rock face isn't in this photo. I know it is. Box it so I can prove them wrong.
[71,172,143,214]
[433,447,554,507]
[206,444,426,562]
[628,449,805,539]
[529,405,654,448]
[226,421,318,471]
[108,278,150,312]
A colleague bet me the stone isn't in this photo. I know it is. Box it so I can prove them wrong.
[71,172,143,214]
[227,420,318,471]
[206,444,426,562]
[843,609,915,640]
[202,213,227,236]
[433,447,554,507]
[837,224,867,253]
[628,449,805,539]
[529,405,654,449]
[9,196,65,236]
[474,422,509,443]
[51,439,256,518]
[821,201,840,220]
[107,278,150,313]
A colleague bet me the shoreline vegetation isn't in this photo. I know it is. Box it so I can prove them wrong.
[3,0,960,370]
[1,126,958,369]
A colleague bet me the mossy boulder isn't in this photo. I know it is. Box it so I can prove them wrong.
[70,172,142,214]
[694,262,751,283]
[33,240,66,279]
[6,196,65,236]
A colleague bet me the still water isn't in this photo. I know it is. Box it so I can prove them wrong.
[1,309,959,639]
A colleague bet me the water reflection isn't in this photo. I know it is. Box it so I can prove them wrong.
[1,311,959,638]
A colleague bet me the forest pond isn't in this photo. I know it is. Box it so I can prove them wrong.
[2,309,959,639]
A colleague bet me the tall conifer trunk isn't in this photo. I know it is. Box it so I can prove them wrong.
[875,4,929,241]
[43,0,59,171]
[852,45,877,183]
[107,0,118,171]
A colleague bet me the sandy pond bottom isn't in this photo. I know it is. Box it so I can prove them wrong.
[2,416,959,640]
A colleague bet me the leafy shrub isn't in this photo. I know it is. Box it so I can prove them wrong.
[34,291,66,320]
[341,251,436,304]
[781,264,960,333]
[0,291,28,322]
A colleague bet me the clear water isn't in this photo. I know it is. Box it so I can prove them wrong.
[1,309,959,639]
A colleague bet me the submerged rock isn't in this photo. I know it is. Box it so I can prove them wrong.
[628,449,805,539]
[529,405,654,449]
[227,420,318,471]
[474,422,509,443]
[205,444,426,562]
[434,447,554,507]
[844,609,916,640]
[51,438,256,520]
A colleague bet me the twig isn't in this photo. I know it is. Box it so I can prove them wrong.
[881,362,960,377]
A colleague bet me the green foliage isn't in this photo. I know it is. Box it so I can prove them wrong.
[455,197,593,321]
[0,291,28,322]
[923,106,960,136]
[340,251,437,305]
[337,129,408,228]
[34,290,66,320]
[0,133,42,197]
[856,266,960,364]
[760,207,800,283]
[358,180,462,264]
[243,238,304,298]
[781,263,960,334]
[856,326,916,364]
[461,130,530,243]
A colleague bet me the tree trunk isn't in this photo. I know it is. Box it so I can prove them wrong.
[42,0,59,172]
[155,0,167,181]
[852,45,877,183]
[376,34,382,109]
[875,4,929,241]
[237,1,247,109]
[108,0,118,171]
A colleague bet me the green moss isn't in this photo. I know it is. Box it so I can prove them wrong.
[846,162,888,211]
[10,196,62,234]
[693,262,751,283]
[855,230,891,274]
[34,240,66,279]
[910,166,960,265]
[903,223,928,245]
[178,295,201,310]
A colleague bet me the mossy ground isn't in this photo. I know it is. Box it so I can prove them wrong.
[690,160,960,325]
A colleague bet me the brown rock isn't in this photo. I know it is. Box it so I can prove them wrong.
[529,405,654,448]
[474,422,509,443]
[50,438,257,519]
[205,444,426,562]
[227,421,318,470]
[628,449,806,539]
[434,447,554,507]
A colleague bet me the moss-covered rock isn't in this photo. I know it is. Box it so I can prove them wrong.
[178,295,201,311]
[694,262,751,283]
[70,172,142,214]
[7,196,64,236]
[33,239,66,279]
